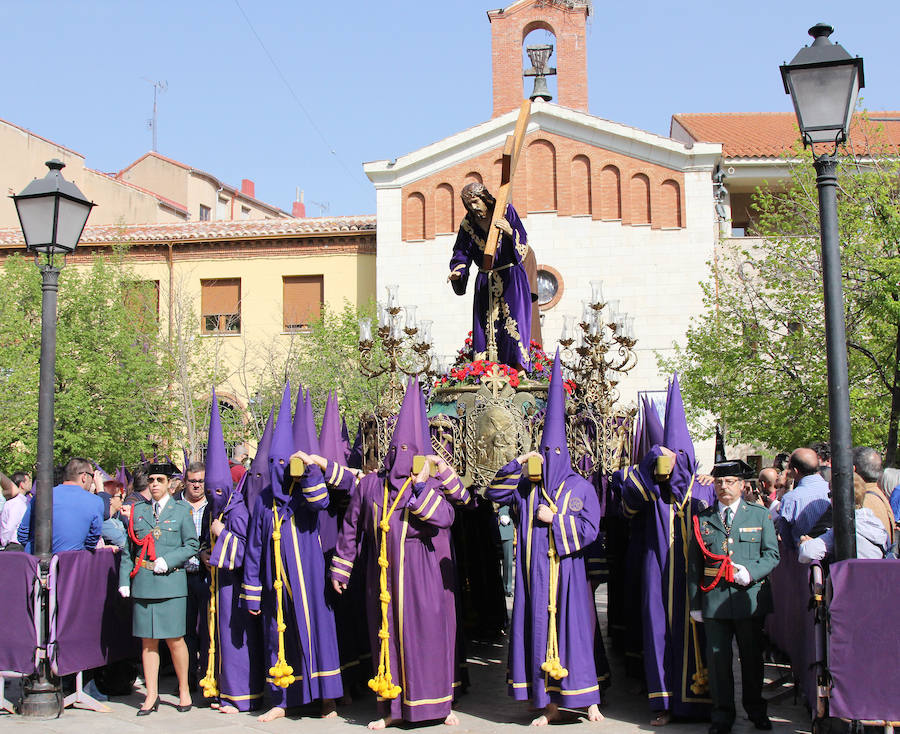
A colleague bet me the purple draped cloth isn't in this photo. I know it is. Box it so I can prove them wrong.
[450,203,532,369]
[485,459,605,709]
[827,559,900,722]
[208,499,264,710]
[329,470,457,722]
[616,446,716,717]
[0,552,39,673]
[242,466,343,707]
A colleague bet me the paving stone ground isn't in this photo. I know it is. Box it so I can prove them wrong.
[0,589,812,734]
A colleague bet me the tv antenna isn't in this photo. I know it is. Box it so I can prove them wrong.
[143,78,168,152]
[309,199,330,216]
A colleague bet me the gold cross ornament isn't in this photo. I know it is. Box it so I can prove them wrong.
[482,364,510,397]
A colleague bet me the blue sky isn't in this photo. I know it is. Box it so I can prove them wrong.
[2,1,896,216]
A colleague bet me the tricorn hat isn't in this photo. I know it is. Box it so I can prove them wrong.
[711,458,755,479]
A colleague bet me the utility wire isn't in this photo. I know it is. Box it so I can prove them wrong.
[232,0,365,192]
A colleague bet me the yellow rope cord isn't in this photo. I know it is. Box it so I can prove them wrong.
[539,482,568,681]
[367,477,412,700]
[199,565,219,697]
[269,495,296,688]
[677,477,708,694]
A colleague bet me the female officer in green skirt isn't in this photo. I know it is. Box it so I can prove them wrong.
[119,462,200,715]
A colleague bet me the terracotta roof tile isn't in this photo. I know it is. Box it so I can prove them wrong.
[0,216,376,248]
[672,111,900,158]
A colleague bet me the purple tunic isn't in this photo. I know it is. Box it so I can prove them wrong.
[486,459,604,709]
[450,203,532,369]
[208,499,264,710]
[616,446,715,717]
[329,470,456,722]
[242,466,343,707]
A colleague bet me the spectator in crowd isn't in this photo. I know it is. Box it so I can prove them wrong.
[853,447,894,547]
[798,473,888,561]
[125,470,150,507]
[879,467,900,525]
[757,469,779,507]
[98,479,127,549]
[808,441,831,483]
[1,471,33,549]
[18,458,104,552]
[776,448,830,547]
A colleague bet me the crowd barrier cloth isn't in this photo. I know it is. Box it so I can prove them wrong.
[827,559,900,723]
[0,552,40,675]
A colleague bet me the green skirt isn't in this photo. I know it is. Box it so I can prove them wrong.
[133,596,187,639]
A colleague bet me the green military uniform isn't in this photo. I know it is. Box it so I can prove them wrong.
[120,497,200,639]
[688,499,779,732]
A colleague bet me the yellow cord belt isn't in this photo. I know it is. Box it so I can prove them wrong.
[199,565,219,697]
[269,499,296,688]
[367,477,411,700]
[539,482,568,681]
[677,479,709,695]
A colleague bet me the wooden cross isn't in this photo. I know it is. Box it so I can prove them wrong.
[481,99,532,271]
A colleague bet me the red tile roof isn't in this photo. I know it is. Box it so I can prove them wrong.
[0,216,375,248]
[672,111,900,158]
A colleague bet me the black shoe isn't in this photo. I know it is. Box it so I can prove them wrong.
[708,725,731,734]
[175,702,192,713]
[136,698,159,716]
[750,716,772,730]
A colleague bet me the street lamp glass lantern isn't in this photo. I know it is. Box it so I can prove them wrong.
[780,24,864,146]
[11,159,95,255]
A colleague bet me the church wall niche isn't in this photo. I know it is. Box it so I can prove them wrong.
[464,171,483,185]
[659,179,682,228]
[630,173,651,225]
[570,154,591,216]
[434,183,455,235]
[599,165,622,220]
[526,138,557,212]
[404,191,426,241]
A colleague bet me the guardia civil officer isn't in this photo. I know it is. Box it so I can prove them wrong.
[119,461,200,715]
[688,459,779,734]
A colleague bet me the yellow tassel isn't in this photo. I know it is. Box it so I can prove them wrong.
[542,482,569,682]
[270,501,294,689]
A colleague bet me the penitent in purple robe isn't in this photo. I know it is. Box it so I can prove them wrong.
[485,352,604,710]
[242,383,343,708]
[205,390,264,710]
[450,203,532,369]
[613,375,714,718]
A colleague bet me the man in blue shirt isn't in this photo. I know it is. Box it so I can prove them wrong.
[18,457,104,552]
[775,448,830,548]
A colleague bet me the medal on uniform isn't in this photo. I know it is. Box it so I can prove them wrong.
[152,526,161,540]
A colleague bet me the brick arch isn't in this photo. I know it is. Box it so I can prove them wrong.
[434,183,455,235]
[464,171,482,185]
[526,138,557,212]
[521,19,555,40]
[404,192,426,241]
[659,179,682,228]
[599,165,621,220]
[630,173,651,225]
[570,155,591,216]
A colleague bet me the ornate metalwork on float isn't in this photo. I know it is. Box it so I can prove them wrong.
[558,280,638,478]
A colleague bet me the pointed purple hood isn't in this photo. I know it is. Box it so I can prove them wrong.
[539,350,573,491]
[644,396,665,447]
[269,382,295,504]
[663,373,697,491]
[298,389,321,455]
[291,384,306,453]
[384,378,430,488]
[245,404,275,511]
[92,461,111,482]
[115,461,131,489]
[341,415,351,460]
[205,389,234,517]
[319,392,347,464]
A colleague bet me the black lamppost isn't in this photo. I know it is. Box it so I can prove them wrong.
[11,159,95,717]
[781,24,864,561]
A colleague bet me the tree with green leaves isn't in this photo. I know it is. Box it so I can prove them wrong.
[660,117,900,462]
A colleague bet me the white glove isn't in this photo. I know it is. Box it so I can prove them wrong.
[118,585,131,598]
[153,557,168,574]
[732,563,751,586]
[499,515,511,526]
[690,610,703,623]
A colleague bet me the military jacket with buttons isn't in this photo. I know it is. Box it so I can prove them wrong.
[688,500,779,619]
[119,498,200,600]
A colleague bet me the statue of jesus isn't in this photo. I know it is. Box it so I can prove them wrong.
[448,182,535,372]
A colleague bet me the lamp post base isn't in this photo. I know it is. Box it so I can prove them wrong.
[20,675,63,719]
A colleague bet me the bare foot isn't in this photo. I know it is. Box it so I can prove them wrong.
[530,703,561,726]
[210,701,220,710]
[321,699,338,718]
[368,716,394,730]
[587,704,604,722]
[444,711,459,725]
[650,710,671,727]
[219,705,239,714]
[258,706,286,723]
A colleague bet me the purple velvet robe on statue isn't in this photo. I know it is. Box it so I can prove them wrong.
[614,376,714,718]
[450,203,532,369]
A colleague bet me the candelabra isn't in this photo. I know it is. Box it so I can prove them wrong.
[559,280,638,414]
[358,284,435,414]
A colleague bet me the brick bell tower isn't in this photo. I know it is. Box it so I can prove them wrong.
[488,0,590,118]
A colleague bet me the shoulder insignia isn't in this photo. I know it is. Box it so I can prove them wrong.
[569,496,584,512]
